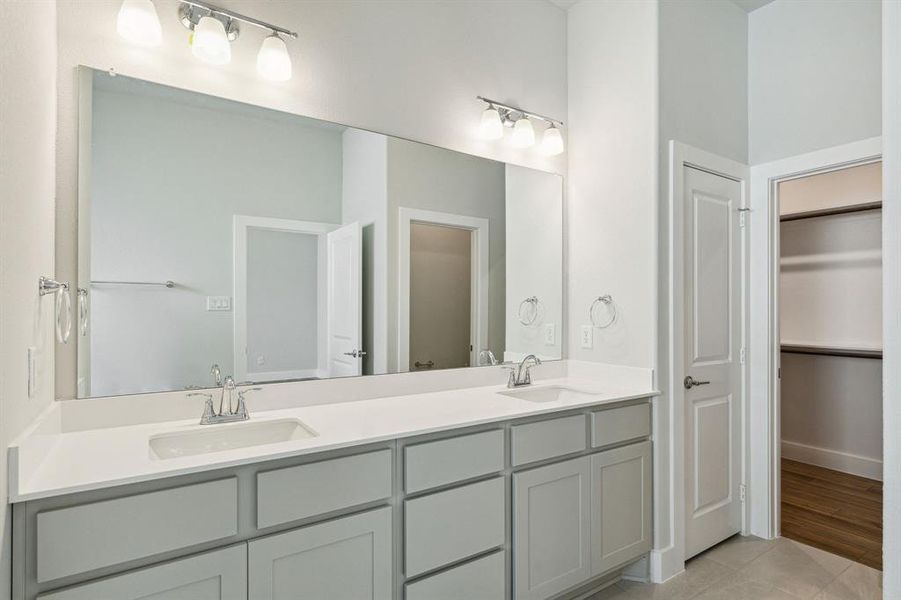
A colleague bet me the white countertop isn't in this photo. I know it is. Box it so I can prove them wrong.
[9,372,657,502]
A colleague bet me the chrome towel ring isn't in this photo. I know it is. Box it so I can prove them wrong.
[518,296,540,326]
[589,294,617,329]
[39,276,72,344]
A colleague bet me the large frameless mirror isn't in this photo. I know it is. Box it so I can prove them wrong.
[68,67,563,398]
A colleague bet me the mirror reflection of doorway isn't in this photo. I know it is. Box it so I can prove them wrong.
[409,223,472,371]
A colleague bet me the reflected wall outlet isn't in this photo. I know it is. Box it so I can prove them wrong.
[206,296,231,311]
[544,323,555,345]
[580,325,593,349]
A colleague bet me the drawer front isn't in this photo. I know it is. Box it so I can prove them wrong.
[36,478,238,583]
[511,414,586,466]
[404,429,504,493]
[257,449,392,529]
[404,477,505,577]
[405,550,505,600]
[591,403,651,448]
[37,544,247,600]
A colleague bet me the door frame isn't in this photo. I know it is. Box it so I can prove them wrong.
[747,136,882,540]
[397,207,489,372]
[667,141,750,578]
[233,215,337,382]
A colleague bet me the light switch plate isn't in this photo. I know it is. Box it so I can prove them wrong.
[580,325,593,349]
[543,323,555,345]
[206,296,231,311]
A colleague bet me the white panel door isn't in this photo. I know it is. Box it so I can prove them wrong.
[326,222,362,377]
[684,166,743,558]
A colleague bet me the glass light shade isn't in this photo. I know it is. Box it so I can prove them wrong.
[257,34,292,82]
[478,107,504,140]
[541,125,565,156]
[511,117,535,148]
[192,16,231,65]
[116,0,162,47]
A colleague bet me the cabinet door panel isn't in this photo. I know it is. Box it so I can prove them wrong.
[590,441,653,575]
[513,457,590,600]
[248,507,392,600]
[38,545,246,600]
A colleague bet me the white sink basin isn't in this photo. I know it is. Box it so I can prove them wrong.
[499,385,600,403]
[149,418,318,460]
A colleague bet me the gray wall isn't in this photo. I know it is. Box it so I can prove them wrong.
[749,0,882,164]
[88,75,342,395]
[386,138,506,372]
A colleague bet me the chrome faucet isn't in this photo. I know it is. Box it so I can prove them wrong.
[478,349,498,366]
[504,354,542,388]
[188,375,261,425]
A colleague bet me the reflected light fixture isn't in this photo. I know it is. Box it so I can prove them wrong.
[191,15,232,65]
[541,124,565,156]
[117,0,162,47]
[511,117,536,148]
[479,106,504,140]
[476,96,564,154]
[257,33,292,82]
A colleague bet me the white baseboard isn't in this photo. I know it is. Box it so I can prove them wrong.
[649,545,684,584]
[781,440,883,481]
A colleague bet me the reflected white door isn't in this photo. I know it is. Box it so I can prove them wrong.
[684,166,743,558]
[327,222,362,377]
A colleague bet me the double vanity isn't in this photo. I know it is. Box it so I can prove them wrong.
[9,365,656,600]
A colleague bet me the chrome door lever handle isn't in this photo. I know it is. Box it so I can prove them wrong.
[683,375,711,390]
[343,349,367,358]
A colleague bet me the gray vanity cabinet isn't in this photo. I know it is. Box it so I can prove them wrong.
[36,545,247,600]
[590,441,653,575]
[247,507,393,600]
[512,456,592,600]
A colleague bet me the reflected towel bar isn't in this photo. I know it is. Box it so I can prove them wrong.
[780,344,882,359]
[91,280,176,288]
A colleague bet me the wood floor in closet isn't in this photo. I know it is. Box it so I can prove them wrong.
[781,458,882,570]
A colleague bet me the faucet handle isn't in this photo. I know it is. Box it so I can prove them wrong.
[501,365,517,387]
[188,392,216,424]
[235,387,263,420]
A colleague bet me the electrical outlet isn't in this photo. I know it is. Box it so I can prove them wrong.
[256,355,266,366]
[543,323,555,345]
[206,296,231,311]
[580,325,593,349]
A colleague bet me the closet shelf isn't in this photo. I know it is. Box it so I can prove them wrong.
[780,201,882,222]
[780,343,882,359]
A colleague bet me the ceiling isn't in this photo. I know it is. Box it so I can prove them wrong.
[549,0,776,13]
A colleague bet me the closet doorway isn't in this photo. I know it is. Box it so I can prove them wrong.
[777,160,883,570]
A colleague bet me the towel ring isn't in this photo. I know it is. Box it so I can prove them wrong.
[589,295,616,329]
[518,296,540,326]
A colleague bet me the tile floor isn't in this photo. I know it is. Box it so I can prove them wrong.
[589,536,883,600]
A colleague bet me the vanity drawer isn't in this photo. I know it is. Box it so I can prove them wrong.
[404,477,505,577]
[591,403,651,448]
[405,550,505,600]
[257,449,392,529]
[36,478,238,583]
[510,414,587,466]
[404,429,504,493]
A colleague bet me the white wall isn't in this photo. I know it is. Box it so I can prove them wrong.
[0,2,57,597]
[55,0,568,393]
[567,0,658,369]
[504,165,564,362]
[86,78,343,396]
[749,0,882,164]
[341,129,389,376]
[881,0,901,594]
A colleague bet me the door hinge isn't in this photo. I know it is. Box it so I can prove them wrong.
[739,346,746,365]
[738,207,751,228]
[739,484,747,503]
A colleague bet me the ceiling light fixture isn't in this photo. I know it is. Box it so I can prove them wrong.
[116,0,163,47]
[476,96,565,154]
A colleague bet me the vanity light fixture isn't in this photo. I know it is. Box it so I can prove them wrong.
[116,0,163,47]
[116,0,299,79]
[476,96,565,154]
